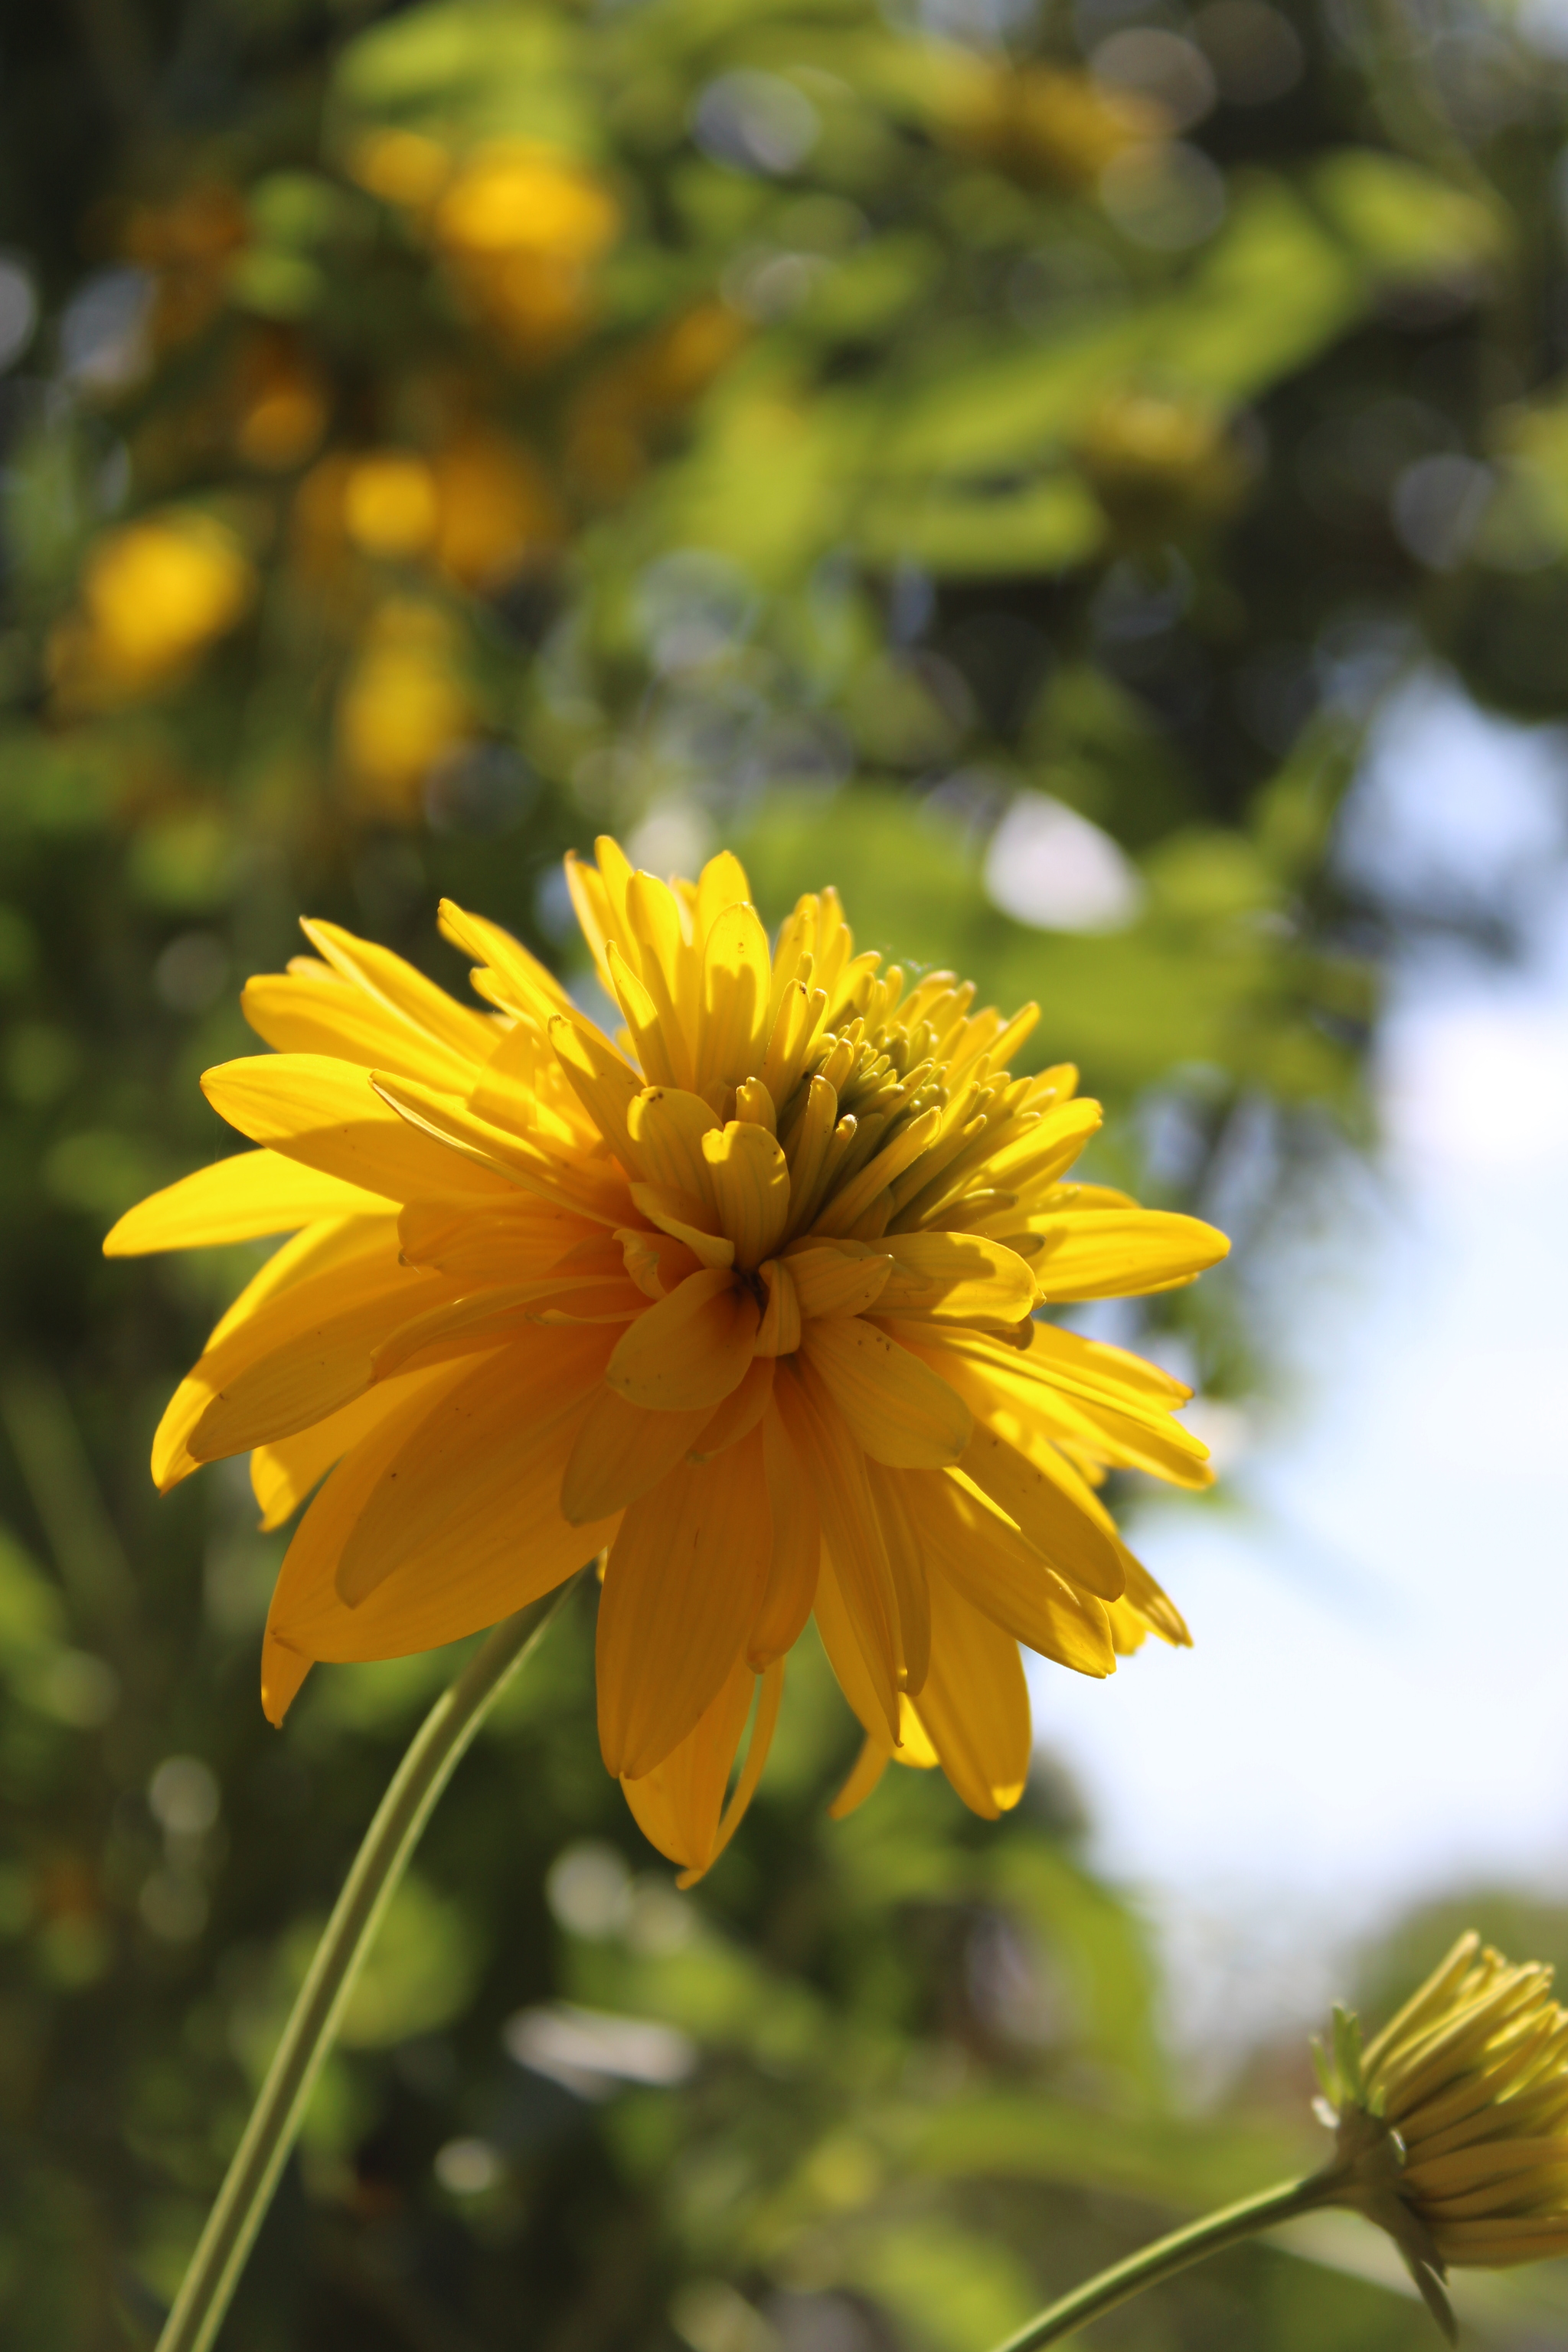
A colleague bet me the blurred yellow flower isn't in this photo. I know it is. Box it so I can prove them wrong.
[567,299,750,497]
[342,452,442,560]
[432,142,620,361]
[231,332,331,472]
[348,127,452,211]
[430,431,565,590]
[106,843,1227,1880]
[121,183,249,351]
[333,599,472,816]
[1076,389,1250,541]
[1319,1933,1568,2287]
[50,512,256,708]
[942,61,1165,191]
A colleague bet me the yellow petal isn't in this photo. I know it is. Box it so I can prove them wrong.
[689,1355,774,1461]
[188,1267,457,1462]
[154,1219,408,1488]
[104,1149,390,1255]
[250,1361,459,1531]
[759,976,828,1111]
[201,1054,512,1205]
[242,969,475,1092]
[627,1182,734,1269]
[564,849,619,995]
[800,1318,972,1468]
[328,1326,616,1610]
[954,1420,1125,1600]
[875,1230,1037,1325]
[750,1404,818,1667]
[560,1384,712,1523]
[596,1429,772,1776]
[785,1242,893,1320]
[906,1571,1031,1819]
[891,1692,941,1769]
[627,1086,720,1202]
[695,851,753,942]
[913,1468,1115,1677]
[863,1459,931,1695]
[371,1276,638,1381]
[625,870,698,1090]
[620,1653,755,1877]
[547,1015,642,1171]
[1025,1207,1230,1301]
[438,898,577,1026]
[681,1657,785,1887]
[905,1323,1212,1488]
[776,1362,900,1733]
[828,1731,893,1820]
[812,1545,898,1746]
[261,1629,312,1725]
[205,1214,392,1353]
[608,939,678,1086]
[698,900,771,1090]
[1024,1320,1193,1406]
[702,1121,790,1270]
[982,1096,1102,1191]
[1118,1545,1191,1646]
[808,1104,942,1240]
[617,1225,702,1299]
[606,1268,758,1412]
[397,1197,601,1283]
[754,1258,802,1357]
[371,1069,624,1221]
[915,1334,1132,1545]
[262,1354,497,1674]
[299,916,500,1061]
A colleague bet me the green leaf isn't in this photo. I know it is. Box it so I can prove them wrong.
[1308,150,1506,283]
[856,470,1104,574]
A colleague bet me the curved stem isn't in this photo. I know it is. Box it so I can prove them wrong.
[988,2174,1337,2352]
[156,1580,578,2352]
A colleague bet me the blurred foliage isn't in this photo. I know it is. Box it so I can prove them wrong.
[4,0,1568,2343]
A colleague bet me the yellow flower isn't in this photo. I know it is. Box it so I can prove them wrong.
[1318,1932,1568,2290]
[939,60,1165,192]
[333,600,473,818]
[431,142,619,364]
[106,842,1227,1879]
[50,512,255,709]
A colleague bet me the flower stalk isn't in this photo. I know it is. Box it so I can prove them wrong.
[155,1580,577,2352]
[987,2173,1337,2352]
[986,1927,1568,2352]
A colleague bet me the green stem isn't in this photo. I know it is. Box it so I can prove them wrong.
[988,2174,1338,2352]
[155,1580,577,2352]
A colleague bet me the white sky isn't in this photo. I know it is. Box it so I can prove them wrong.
[1034,676,1568,2061]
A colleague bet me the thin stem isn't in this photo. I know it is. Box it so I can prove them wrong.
[156,1579,578,2352]
[988,2173,1338,2352]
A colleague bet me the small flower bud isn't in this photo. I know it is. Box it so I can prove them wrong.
[1312,1932,1568,2343]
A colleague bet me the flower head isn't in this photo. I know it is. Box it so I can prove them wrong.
[1315,1933,1568,2337]
[107,840,1227,1879]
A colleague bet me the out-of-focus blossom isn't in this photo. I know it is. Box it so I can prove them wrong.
[230,331,331,472]
[335,599,474,816]
[342,452,443,560]
[119,185,249,350]
[430,431,566,590]
[49,513,256,709]
[430,143,620,363]
[1076,390,1250,541]
[348,128,452,211]
[567,300,750,496]
[941,61,1165,191]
